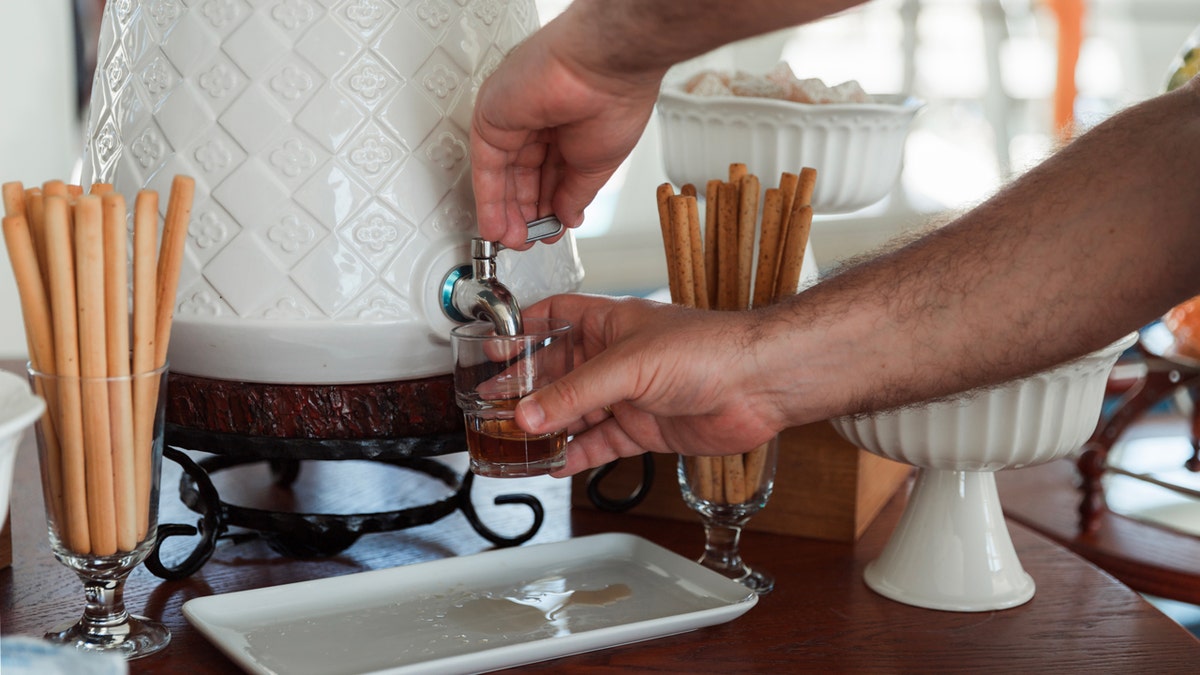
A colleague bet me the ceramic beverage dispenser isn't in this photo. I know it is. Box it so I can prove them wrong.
[80,0,584,385]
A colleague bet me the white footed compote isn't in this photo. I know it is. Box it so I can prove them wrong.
[0,370,45,530]
[678,438,778,594]
[830,333,1136,612]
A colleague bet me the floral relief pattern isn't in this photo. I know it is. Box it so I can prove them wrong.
[148,0,182,27]
[131,129,164,169]
[201,0,240,28]
[349,137,394,175]
[427,131,466,170]
[415,0,451,29]
[268,214,316,253]
[353,213,401,253]
[347,64,390,100]
[270,66,313,101]
[264,297,309,319]
[272,0,315,30]
[422,64,459,99]
[345,0,386,30]
[199,62,238,98]
[190,212,229,249]
[142,59,172,96]
[270,138,317,178]
[357,297,404,320]
[94,122,119,165]
[194,139,232,173]
[179,290,223,316]
[434,205,473,234]
[105,57,127,92]
[113,0,134,21]
[473,0,502,25]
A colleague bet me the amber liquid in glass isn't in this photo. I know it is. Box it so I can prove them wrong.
[464,400,566,477]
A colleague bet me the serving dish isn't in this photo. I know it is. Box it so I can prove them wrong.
[0,369,44,530]
[657,88,922,213]
[184,533,757,674]
[830,332,1136,611]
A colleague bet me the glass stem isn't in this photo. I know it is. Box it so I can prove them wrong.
[79,574,132,631]
[699,521,748,577]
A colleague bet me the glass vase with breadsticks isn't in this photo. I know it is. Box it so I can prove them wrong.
[656,163,816,594]
[1,175,194,659]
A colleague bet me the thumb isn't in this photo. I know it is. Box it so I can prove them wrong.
[515,355,626,434]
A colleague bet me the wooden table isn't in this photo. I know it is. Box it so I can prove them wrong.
[3,415,1200,672]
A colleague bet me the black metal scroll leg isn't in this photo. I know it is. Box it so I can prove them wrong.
[587,455,656,513]
[456,471,544,547]
[145,447,227,580]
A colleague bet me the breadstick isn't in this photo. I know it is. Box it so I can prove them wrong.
[775,204,813,301]
[154,175,194,368]
[723,454,747,504]
[2,182,25,218]
[795,167,817,210]
[681,183,697,199]
[703,179,721,307]
[656,183,679,301]
[716,182,739,311]
[736,174,760,310]
[667,195,695,307]
[24,189,50,296]
[131,191,159,536]
[89,183,114,195]
[102,193,139,551]
[728,162,747,185]
[685,197,708,310]
[743,441,771,499]
[687,457,715,503]
[1,215,55,379]
[75,196,118,556]
[44,196,91,554]
[752,188,785,309]
[42,180,69,199]
[778,172,799,217]
[3,215,64,525]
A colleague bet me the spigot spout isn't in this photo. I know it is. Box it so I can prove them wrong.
[441,217,565,336]
[444,238,523,335]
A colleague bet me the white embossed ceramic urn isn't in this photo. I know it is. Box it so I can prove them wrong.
[81,0,583,384]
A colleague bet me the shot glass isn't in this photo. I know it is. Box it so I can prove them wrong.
[451,318,573,478]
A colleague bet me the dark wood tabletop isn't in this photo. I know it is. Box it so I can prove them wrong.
[3,388,1200,672]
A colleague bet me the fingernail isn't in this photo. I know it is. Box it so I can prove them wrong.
[518,397,545,430]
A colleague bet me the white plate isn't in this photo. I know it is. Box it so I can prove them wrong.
[184,533,758,675]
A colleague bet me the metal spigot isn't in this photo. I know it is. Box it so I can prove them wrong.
[442,216,564,335]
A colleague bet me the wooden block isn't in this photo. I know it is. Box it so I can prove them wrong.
[572,420,912,542]
[0,518,11,569]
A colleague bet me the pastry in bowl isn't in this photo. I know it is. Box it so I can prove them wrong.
[657,64,922,213]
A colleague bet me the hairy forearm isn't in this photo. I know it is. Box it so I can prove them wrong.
[767,78,1200,424]
[552,0,870,82]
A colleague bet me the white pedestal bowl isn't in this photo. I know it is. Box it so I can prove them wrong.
[829,333,1136,612]
[0,370,44,530]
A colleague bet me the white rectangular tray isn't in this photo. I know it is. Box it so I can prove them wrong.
[183,533,757,675]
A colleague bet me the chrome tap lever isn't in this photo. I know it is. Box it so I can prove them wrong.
[442,217,565,335]
[523,215,564,244]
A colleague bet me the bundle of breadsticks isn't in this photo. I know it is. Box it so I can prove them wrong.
[656,163,815,505]
[1,175,193,557]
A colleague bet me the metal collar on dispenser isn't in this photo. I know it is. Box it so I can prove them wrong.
[442,216,565,335]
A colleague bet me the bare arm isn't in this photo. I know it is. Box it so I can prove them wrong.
[771,76,1200,424]
[471,0,869,248]
[516,77,1200,474]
